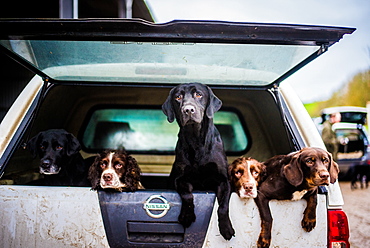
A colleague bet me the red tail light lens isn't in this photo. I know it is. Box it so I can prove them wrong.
[328,210,350,248]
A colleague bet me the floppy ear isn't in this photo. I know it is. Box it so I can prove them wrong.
[124,154,142,191]
[88,155,102,190]
[283,152,304,187]
[162,88,175,123]
[256,161,267,183]
[327,151,339,184]
[65,132,81,156]
[205,86,222,119]
[27,132,42,158]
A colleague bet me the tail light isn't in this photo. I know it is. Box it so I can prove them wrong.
[328,209,350,248]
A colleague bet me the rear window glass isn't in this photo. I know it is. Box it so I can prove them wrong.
[336,128,367,159]
[0,40,318,86]
[322,112,367,124]
[81,107,248,154]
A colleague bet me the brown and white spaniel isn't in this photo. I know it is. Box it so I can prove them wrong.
[88,149,144,191]
[229,157,265,198]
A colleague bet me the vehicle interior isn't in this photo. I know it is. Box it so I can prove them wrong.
[1,83,295,188]
[336,127,367,160]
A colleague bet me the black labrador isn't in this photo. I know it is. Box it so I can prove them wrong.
[27,129,90,186]
[162,82,235,240]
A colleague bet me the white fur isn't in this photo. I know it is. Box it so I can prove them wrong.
[291,190,308,201]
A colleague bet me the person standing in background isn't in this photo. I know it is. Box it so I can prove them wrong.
[321,112,341,161]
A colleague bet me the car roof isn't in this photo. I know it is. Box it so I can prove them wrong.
[322,106,367,114]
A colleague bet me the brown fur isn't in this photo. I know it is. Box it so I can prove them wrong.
[254,147,339,248]
[88,149,144,191]
[229,157,265,198]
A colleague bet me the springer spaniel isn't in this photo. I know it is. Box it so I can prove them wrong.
[88,149,144,191]
[229,157,265,198]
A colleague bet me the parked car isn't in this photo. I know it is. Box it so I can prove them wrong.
[321,106,369,179]
[0,19,353,248]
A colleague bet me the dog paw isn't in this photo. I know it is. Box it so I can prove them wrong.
[257,236,271,248]
[219,220,235,240]
[178,210,196,228]
[302,218,316,232]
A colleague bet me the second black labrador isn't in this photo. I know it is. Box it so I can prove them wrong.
[162,82,235,240]
[27,129,90,186]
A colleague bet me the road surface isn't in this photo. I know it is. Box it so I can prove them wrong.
[339,181,370,248]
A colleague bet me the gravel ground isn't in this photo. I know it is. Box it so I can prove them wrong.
[339,181,370,248]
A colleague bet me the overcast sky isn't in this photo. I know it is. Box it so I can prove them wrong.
[146,0,370,103]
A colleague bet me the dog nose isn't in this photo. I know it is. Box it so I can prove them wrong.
[320,171,330,180]
[243,182,254,191]
[41,159,51,168]
[103,173,113,181]
[183,105,195,115]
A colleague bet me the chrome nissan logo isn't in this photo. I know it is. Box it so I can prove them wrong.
[143,195,170,218]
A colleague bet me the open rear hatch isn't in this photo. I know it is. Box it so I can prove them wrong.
[0,19,355,88]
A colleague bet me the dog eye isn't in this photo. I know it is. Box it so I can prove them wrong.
[252,171,259,177]
[100,162,107,169]
[175,95,183,101]
[305,158,315,165]
[194,92,202,98]
[115,163,123,169]
[235,170,243,178]
[55,146,63,150]
[322,158,329,164]
[40,146,45,150]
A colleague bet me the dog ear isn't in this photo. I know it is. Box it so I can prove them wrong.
[65,132,81,156]
[88,156,102,190]
[327,151,339,184]
[27,132,42,158]
[205,86,222,119]
[256,161,267,183]
[283,152,304,187]
[124,155,142,191]
[162,88,175,123]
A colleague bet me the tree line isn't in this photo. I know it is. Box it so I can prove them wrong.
[304,68,370,117]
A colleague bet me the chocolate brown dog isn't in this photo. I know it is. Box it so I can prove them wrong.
[254,147,339,248]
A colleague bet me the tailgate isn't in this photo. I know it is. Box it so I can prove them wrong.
[204,193,328,248]
[98,190,215,247]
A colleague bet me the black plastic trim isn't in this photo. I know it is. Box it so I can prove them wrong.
[0,19,355,45]
[98,190,216,248]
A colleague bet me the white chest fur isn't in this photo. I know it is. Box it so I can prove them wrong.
[291,190,308,201]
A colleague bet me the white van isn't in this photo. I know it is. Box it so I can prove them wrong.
[0,19,353,248]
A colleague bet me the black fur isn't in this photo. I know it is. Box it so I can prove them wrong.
[162,82,234,240]
[27,129,90,186]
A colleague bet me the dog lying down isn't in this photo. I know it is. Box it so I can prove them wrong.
[88,149,144,192]
[249,147,339,248]
[27,129,90,186]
